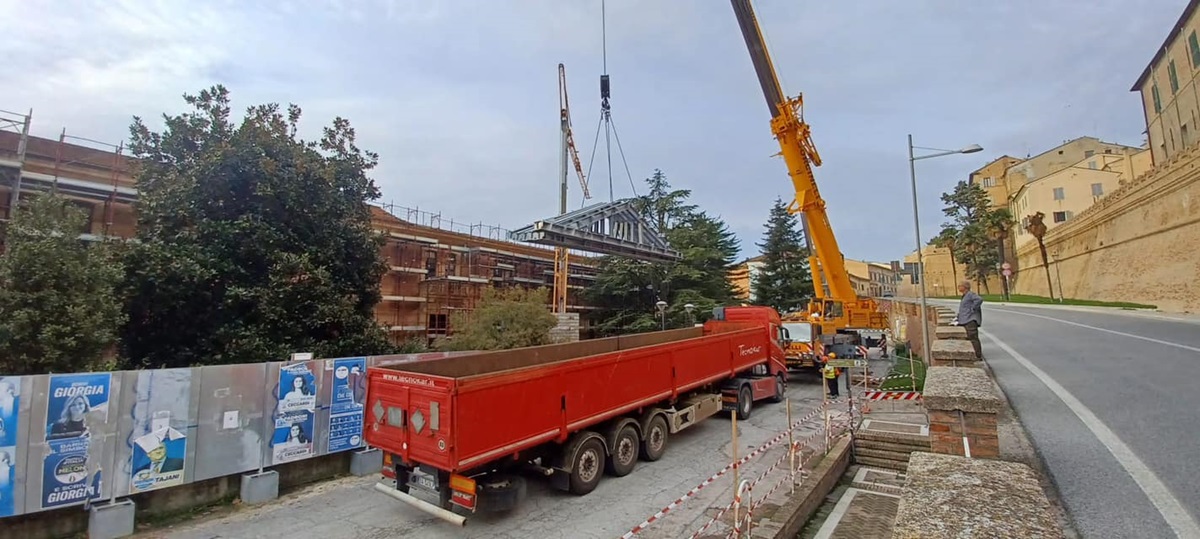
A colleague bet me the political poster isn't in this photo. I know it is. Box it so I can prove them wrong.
[127,368,192,494]
[42,373,110,509]
[327,358,366,453]
[0,377,20,517]
[272,362,316,464]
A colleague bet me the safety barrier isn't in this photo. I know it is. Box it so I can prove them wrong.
[864,390,923,401]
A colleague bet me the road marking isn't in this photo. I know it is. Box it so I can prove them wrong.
[982,329,1200,539]
[991,308,1200,353]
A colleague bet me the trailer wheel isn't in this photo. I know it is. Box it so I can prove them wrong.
[640,414,670,462]
[736,384,753,420]
[568,437,606,495]
[606,424,640,477]
[768,374,786,403]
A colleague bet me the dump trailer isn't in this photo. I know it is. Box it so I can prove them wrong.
[364,305,788,524]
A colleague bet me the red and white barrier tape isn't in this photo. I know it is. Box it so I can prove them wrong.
[619,404,825,539]
[864,390,922,401]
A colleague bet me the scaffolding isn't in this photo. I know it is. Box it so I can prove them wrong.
[0,108,32,224]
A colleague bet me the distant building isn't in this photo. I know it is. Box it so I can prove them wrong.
[1131,0,1200,165]
[968,155,1025,209]
[728,255,767,302]
[1011,151,1153,252]
[843,258,897,297]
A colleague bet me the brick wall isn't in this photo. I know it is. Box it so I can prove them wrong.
[927,409,1000,458]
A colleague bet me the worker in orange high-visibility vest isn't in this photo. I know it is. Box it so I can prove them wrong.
[822,353,840,399]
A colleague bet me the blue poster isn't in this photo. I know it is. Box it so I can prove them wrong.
[126,369,191,494]
[272,362,316,464]
[0,377,20,517]
[327,358,366,453]
[42,373,110,509]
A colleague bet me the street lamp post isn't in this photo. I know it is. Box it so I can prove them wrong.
[655,300,668,331]
[908,134,982,363]
[684,303,696,326]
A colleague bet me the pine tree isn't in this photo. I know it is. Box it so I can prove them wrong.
[751,198,813,313]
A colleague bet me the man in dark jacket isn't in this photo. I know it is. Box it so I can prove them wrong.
[955,280,984,360]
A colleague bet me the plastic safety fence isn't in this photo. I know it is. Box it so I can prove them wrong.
[619,403,831,539]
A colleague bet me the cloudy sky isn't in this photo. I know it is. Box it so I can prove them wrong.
[1,0,1183,262]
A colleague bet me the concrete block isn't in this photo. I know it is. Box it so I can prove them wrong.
[930,339,977,362]
[88,499,136,539]
[892,452,1064,539]
[935,325,967,340]
[923,367,1001,413]
[350,447,383,476]
[240,470,279,505]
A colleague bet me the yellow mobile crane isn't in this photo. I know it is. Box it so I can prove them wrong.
[730,0,888,340]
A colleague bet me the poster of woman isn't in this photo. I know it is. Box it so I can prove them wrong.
[272,363,316,464]
[42,373,110,509]
[0,376,18,517]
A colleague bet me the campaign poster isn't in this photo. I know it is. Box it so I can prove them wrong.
[272,362,316,464]
[130,427,186,493]
[0,377,20,517]
[126,369,191,494]
[327,358,366,454]
[42,373,110,509]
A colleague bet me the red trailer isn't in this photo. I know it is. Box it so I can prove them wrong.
[364,306,788,524]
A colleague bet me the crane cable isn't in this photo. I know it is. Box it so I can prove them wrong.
[583,0,639,206]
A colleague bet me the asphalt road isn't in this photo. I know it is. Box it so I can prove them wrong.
[933,300,1200,539]
[130,372,846,539]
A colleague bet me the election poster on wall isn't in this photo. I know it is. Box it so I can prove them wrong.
[0,377,20,517]
[128,369,191,494]
[272,362,316,464]
[42,373,110,509]
[327,358,366,454]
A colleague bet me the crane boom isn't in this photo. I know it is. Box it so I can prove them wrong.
[730,0,854,301]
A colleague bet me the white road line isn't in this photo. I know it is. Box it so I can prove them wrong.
[982,329,1200,539]
[991,308,1200,353]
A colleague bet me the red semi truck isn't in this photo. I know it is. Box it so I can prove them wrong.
[363,305,789,524]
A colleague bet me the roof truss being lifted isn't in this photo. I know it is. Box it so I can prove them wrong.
[508,200,681,262]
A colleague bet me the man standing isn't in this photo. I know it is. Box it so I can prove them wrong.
[955,280,984,360]
[822,354,840,399]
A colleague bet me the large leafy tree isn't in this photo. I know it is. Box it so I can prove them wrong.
[0,193,126,374]
[438,287,557,351]
[752,197,813,313]
[939,181,1014,292]
[586,172,739,335]
[119,86,394,368]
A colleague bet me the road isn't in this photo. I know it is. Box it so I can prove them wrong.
[131,372,846,539]
[934,300,1200,539]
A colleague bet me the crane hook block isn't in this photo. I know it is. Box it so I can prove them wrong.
[600,74,611,99]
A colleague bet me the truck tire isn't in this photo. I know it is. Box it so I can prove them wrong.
[640,414,670,462]
[736,384,753,420]
[568,436,606,495]
[606,424,640,477]
[768,374,786,403]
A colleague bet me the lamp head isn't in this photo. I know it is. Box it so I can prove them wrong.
[960,144,983,154]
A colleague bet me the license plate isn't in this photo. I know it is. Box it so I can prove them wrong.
[413,475,437,491]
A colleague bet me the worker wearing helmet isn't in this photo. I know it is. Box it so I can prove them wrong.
[822,353,840,399]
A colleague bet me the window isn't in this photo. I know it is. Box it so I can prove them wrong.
[982,177,996,188]
[1191,30,1200,67]
[1170,60,1180,94]
[1053,187,1065,200]
[1084,150,1095,158]
[1153,85,1162,113]
[425,251,438,277]
[447,253,457,276]
[1053,211,1068,223]
[1091,183,1104,197]
[1088,160,1097,170]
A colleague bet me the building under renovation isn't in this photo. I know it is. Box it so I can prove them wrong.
[0,110,598,345]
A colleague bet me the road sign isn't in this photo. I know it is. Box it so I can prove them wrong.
[1002,269,1012,277]
[827,359,867,368]
[1001,262,1011,270]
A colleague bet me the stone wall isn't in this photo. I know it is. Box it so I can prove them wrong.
[1012,144,1200,312]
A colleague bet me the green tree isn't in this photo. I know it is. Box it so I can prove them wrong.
[437,287,557,351]
[0,193,126,374]
[751,197,813,313]
[939,181,1014,292]
[119,86,393,368]
[586,172,739,335]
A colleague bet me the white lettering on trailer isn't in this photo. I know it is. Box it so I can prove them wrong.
[738,345,763,357]
[382,373,436,387]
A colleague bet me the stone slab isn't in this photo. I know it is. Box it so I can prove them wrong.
[930,339,977,361]
[892,452,1064,539]
[350,447,383,476]
[88,499,136,539]
[922,367,1001,413]
[240,470,280,504]
[935,325,967,340]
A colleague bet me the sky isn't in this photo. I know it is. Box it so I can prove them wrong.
[0,0,1184,262]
